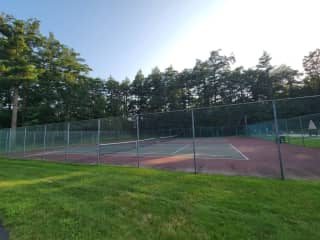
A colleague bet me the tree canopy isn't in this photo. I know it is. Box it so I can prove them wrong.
[0,13,319,128]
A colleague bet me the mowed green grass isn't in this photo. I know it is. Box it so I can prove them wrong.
[0,159,320,240]
[288,136,320,148]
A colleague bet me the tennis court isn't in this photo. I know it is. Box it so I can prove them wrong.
[12,133,318,179]
[3,132,320,179]
[102,137,245,158]
[2,96,320,179]
[22,136,248,163]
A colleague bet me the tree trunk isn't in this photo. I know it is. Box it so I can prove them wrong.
[11,86,19,129]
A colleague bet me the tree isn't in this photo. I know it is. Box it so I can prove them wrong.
[303,49,320,94]
[0,14,41,128]
[193,50,235,106]
[22,32,91,124]
[130,70,147,114]
[38,33,90,122]
[270,65,300,98]
[105,76,122,116]
[252,51,273,100]
[119,78,131,117]
[176,69,195,109]
[144,67,165,112]
[1,11,319,129]
[163,65,179,110]
[222,67,251,103]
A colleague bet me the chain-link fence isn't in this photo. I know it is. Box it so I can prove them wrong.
[1,95,320,179]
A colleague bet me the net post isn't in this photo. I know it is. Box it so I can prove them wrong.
[23,127,27,158]
[136,114,140,168]
[97,119,101,165]
[191,110,197,174]
[298,117,305,146]
[272,100,285,180]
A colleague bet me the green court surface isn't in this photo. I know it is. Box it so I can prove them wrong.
[136,141,248,160]
[25,138,248,161]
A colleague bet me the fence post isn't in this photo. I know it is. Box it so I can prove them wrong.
[136,115,140,168]
[272,100,285,180]
[191,110,197,174]
[298,117,305,146]
[285,119,290,143]
[244,115,248,136]
[97,119,101,164]
[5,131,9,156]
[8,128,12,155]
[65,122,70,161]
[42,125,47,160]
[23,127,27,158]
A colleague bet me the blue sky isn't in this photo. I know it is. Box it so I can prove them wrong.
[1,0,221,80]
[1,0,320,80]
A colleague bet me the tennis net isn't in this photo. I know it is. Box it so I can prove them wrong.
[98,135,178,155]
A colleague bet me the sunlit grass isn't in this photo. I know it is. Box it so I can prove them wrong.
[0,158,319,240]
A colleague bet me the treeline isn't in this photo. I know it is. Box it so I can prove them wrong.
[1,13,320,128]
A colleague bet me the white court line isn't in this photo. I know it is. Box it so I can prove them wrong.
[197,155,246,160]
[134,145,190,156]
[229,144,249,160]
[199,154,227,157]
[100,138,156,146]
[172,144,189,155]
[138,152,180,156]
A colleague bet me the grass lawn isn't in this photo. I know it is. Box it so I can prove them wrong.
[0,158,320,240]
[288,136,320,148]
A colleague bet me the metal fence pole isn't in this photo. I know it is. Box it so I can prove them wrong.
[191,110,197,174]
[97,119,101,164]
[285,119,290,143]
[23,127,27,158]
[0,131,2,157]
[42,125,47,160]
[8,128,12,156]
[272,100,285,180]
[5,131,9,156]
[299,117,305,146]
[136,115,140,168]
[244,115,248,136]
[65,122,70,162]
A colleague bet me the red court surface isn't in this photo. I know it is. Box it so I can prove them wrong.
[5,137,320,180]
